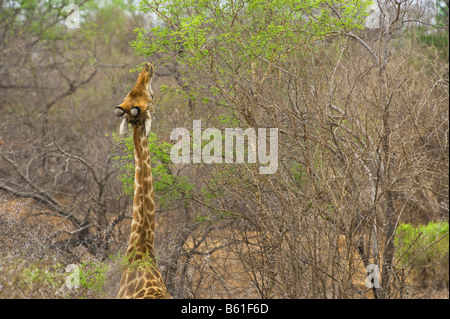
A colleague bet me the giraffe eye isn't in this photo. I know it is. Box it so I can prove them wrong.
[114,107,125,117]
[131,107,141,117]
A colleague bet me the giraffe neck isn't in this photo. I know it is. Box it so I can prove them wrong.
[125,124,156,262]
[118,123,171,299]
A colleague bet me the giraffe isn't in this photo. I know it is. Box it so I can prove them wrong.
[114,62,171,299]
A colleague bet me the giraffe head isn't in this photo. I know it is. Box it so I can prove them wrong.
[115,62,155,135]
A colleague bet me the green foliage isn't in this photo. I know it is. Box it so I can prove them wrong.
[112,132,194,208]
[122,249,162,272]
[415,26,449,61]
[395,222,449,267]
[289,162,306,188]
[20,262,63,291]
[218,114,240,127]
[410,1,449,61]
[112,131,243,223]
[435,0,449,27]
[78,260,111,296]
[134,0,371,62]
[131,0,372,101]
[0,256,115,298]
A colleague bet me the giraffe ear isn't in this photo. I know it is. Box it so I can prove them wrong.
[119,118,128,135]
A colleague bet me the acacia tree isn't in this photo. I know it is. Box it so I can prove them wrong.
[126,0,448,299]
[128,0,377,299]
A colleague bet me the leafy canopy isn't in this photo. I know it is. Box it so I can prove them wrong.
[132,0,372,69]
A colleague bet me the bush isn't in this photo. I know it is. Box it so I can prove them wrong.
[396,222,449,288]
